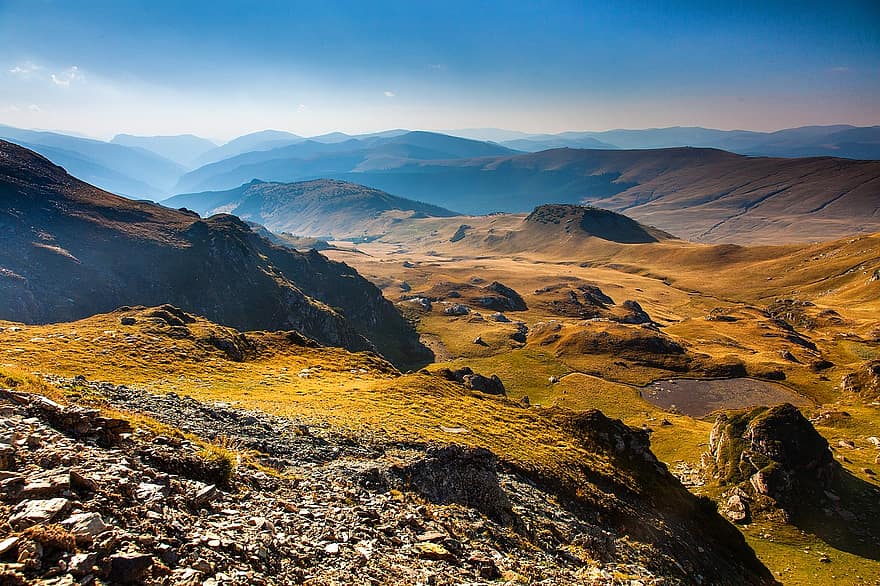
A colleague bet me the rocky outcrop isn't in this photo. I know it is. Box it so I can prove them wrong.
[474,281,527,312]
[842,359,880,401]
[435,367,506,395]
[705,404,840,513]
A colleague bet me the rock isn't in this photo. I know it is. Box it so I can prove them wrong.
[467,552,501,579]
[0,444,16,470]
[19,475,68,499]
[707,404,840,513]
[779,350,799,362]
[416,531,446,542]
[725,494,750,524]
[414,542,455,561]
[68,552,98,578]
[108,552,154,584]
[867,436,880,448]
[548,376,559,384]
[0,536,20,556]
[135,482,167,502]
[120,317,137,326]
[393,445,516,526]
[9,497,70,530]
[192,483,218,507]
[60,512,108,542]
[461,374,506,396]
[449,224,470,243]
[442,303,470,316]
[619,300,652,324]
[488,312,510,323]
[472,336,486,346]
[69,470,98,493]
[324,543,340,554]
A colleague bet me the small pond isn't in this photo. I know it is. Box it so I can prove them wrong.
[640,378,812,418]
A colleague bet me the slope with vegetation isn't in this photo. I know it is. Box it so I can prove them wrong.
[0,307,776,584]
[0,140,428,368]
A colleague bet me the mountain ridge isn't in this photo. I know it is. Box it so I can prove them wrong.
[0,140,429,367]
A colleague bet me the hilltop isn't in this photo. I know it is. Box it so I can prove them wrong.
[164,178,458,239]
[0,140,428,367]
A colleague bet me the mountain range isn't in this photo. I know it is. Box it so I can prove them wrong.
[0,124,184,199]
[2,123,878,243]
[0,140,429,367]
[453,125,880,160]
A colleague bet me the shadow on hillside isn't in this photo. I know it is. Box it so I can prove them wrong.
[793,470,880,559]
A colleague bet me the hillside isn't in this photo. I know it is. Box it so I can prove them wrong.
[0,308,776,585]
[322,147,880,243]
[0,125,184,199]
[0,140,428,367]
[164,178,459,238]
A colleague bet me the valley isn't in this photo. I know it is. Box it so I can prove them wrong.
[0,145,878,585]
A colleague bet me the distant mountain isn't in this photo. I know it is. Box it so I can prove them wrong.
[502,136,618,151]
[111,133,218,168]
[164,178,458,238]
[489,125,880,160]
[314,147,880,244]
[0,140,430,367]
[193,130,304,167]
[0,124,184,199]
[175,131,518,193]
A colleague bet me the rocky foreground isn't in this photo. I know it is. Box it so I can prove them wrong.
[0,376,776,585]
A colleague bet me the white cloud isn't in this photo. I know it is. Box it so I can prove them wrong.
[28,104,41,111]
[297,103,308,112]
[0,105,21,113]
[428,63,446,71]
[830,66,850,73]
[8,62,41,76]
[51,66,83,87]
[384,90,395,97]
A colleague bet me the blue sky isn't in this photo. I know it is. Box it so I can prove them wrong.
[1,0,878,139]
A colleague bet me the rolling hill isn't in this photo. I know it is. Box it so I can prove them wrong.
[164,178,459,238]
[319,147,880,243]
[0,140,429,367]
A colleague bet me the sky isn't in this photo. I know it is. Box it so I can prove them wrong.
[1,0,878,141]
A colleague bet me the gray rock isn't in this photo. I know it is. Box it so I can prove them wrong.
[61,512,108,541]
[9,497,70,529]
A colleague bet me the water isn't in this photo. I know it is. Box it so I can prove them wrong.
[641,378,812,418]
